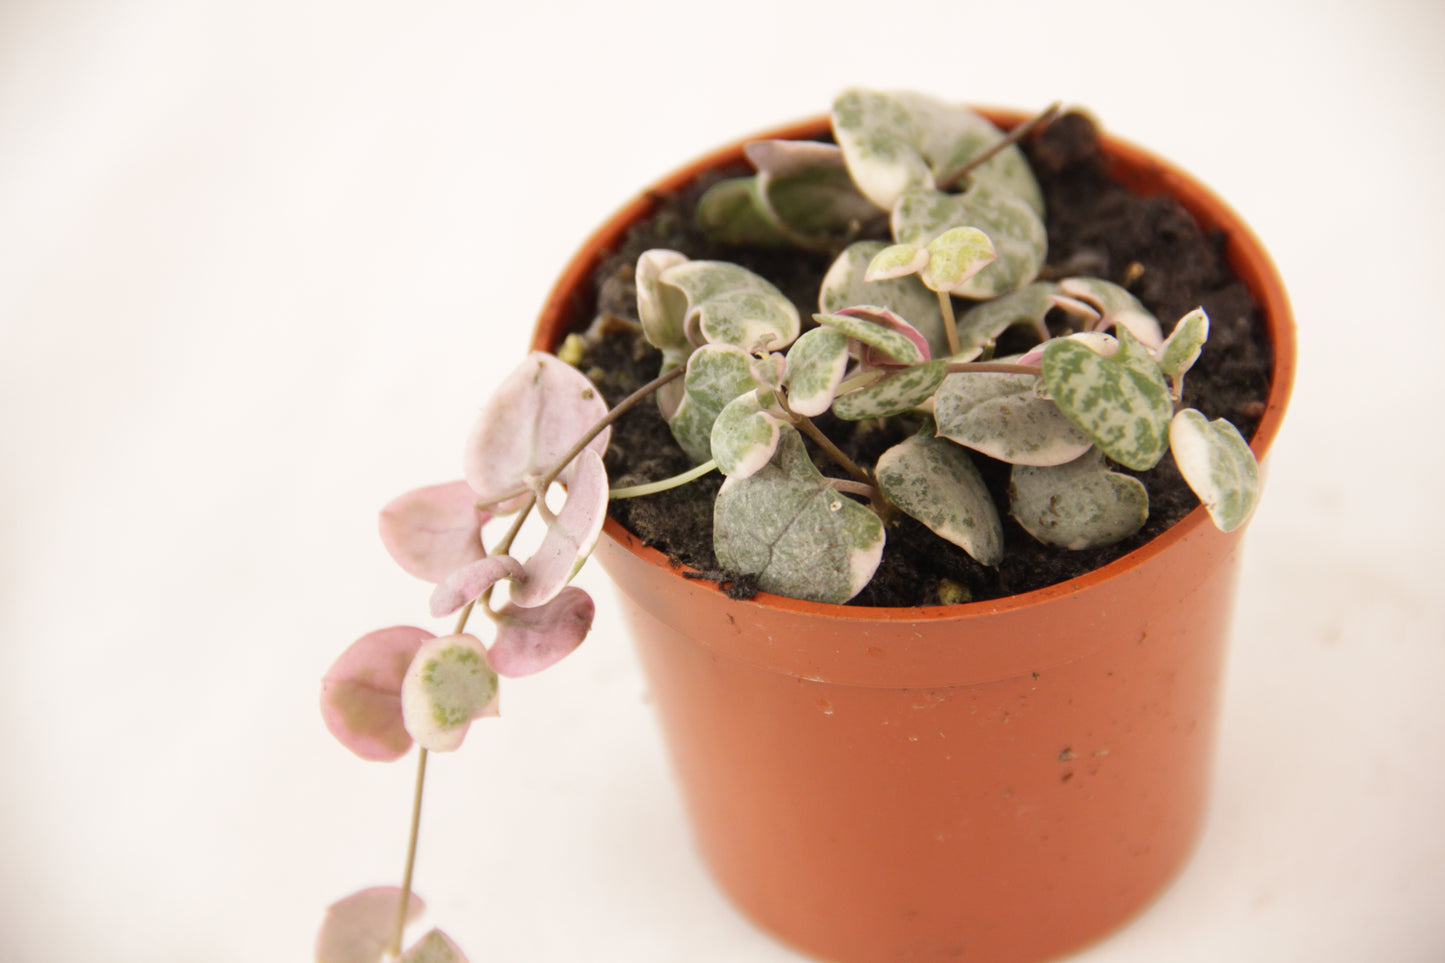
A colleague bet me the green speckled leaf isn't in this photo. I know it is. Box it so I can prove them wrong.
[785,326,850,417]
[933,368,1093,466]
[954,281,1058,358]
[668,344,764,463]
[832,360,946,420]
[1159,307,1210,381]
[815,311,926,365]
[747,139,882,242]
[696,177,792,247]
[1169,408,1259,532]
[1041,327,1172,471]
[831,89,1043,213]
[400,634,498,753]
[876,425,1003,566]
[819,241,947,356]
[892,185,1045,298]
[711,390,783,479]
[661,260,800,351]
[1057,277,1162,349]
[1009,449,1148,550]
[919,226,996,294]
[714,430,884,604]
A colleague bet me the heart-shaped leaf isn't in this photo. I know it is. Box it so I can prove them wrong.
[933,368,1093,466]
[1159,307,1210,381]
[876,426,1003,566]
[464,352,610,510]
[316,887,426,963]
[1169,408,1260,532]
[321,626,434,762]
[714,429,884,603]
[398,929,469,963]
[831,89,1043,213]
[378,481,490,584]
[746,139,882,242]
[1041,327,1172,471]
[954,281,1057,358]
[511,448,609,608]
[428,555,525,618]
[659,260,800,351]
[815,310,927,366]
[400,634,499,753]
[667,343,766,463]
[1009,449,1149,550]
[832,360,946,420]
[784,326,850,417]
[1057,277,1163,349]
[819,241,948,357]
[711,389,784,479]
[489,586,595,678]
[892,185,1046,298]
[696,178,793,247]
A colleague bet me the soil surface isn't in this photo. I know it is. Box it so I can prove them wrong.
[574,112,1274,606]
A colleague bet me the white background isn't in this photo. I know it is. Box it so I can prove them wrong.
[2,1,1442,960]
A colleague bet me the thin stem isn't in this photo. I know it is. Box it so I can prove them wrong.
[474,366,686,512]
[390,747,430,958]
[937,101,1063,192]
[826,477,876,500]
[777,394,873,490]
[944,361,1042,377]
[610,459,718,500]
[937,289,961,357]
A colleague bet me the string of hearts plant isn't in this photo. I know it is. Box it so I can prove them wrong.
[314,88,1262,962]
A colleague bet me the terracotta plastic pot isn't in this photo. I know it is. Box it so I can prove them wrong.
[531,111,1295,963]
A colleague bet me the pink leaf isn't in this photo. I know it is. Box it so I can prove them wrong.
[378,481,490,583]
[315,886,425,963]
[428,555,525,618]
[463,352,610,510]
[321,627,434,762]
[401,634,500,753]
[398,928,469,963]
[510,449,608,608]
[489,586,595,677]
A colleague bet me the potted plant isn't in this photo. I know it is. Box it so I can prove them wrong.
[315,89,1294,963]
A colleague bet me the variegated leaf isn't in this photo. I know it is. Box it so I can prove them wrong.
[398,929,469,963]
[784,326,850,417]
[819,241,948,357]
[832,360,946,420]
[695,177,793,247]
[659,260,800,351]
[933,368,1094,466]
[1160,307,1210,381]
[1041,327,1172,471]
[892,185,1045,298]
[321,626,433,762]
[815,310,927,366]
[1057,277,1163,349]
[918,226,996,294]
[1169,408,1259,532]
[400,634,499,753]
[668,343,766,463]
[489,586,594,678]
[875,426,1003,566]
[864,242,928,281]
[636,249,691,351]
[1009,449,1148,550]
[746,139,882,241]
[830,89,1043,213]
[711,389,784,479]
[954,281,1058,358]
[714,429,885,604]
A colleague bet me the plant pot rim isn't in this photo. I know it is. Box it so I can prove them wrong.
[532,106,1296,624]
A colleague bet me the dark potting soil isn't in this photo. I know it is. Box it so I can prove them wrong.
[574,111,1274,607]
